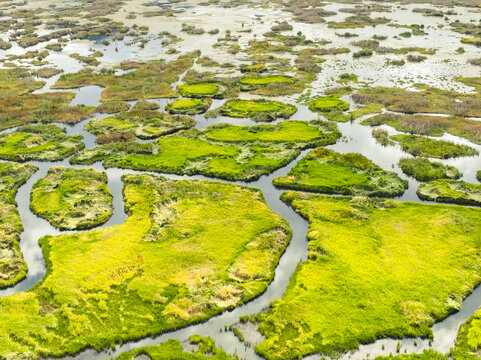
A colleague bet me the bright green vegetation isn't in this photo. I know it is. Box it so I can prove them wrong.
[399,158,461,181]
[253,192,481,360]
[165,98,212,115]
[309,95,351,122]
[208,99,297,122]
[0,125,85,162]
[71,121,340,181]
[240,63,267,73]
[273,148,407,197]
[96,101,130,114]
[85,110,196,140]
[0,91,95,131]
[352,87,481,117]
[453,308,481,360]
[361,113,481,145]
[52,52,199,101]
[30,167,113,230]
[0,68,44,100]
[375,351,447,360]
[178,82,222,98]
[0,174,290,358]
[0,162,37,288]
[417,180,481,206]
[391,135,478,159]
[116,336,236,360]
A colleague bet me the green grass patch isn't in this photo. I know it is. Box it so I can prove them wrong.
[253,192,481,360]
[375,350,447,360]
[30,167,113,230]
[71,121,340,181]
[453,308,481,360]
[273,148,407,196]
[0,162,37,288]
[86,110,196,140]
[309,95,351,122]
[209,99,297,122]
[391,134,478,159]
[0,174,290,358]
[399,158,461,181]
[0,124,85,162]
[417,179,481,206]
[361,113,481,145]
[165,98,212,115]
[116,336,236,360]
[177,82,221,98]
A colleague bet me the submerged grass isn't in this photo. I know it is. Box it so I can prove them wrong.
[52,52,199,101]
[0,162,37,288]
[71,121,340,181]
[253,192,481,360]
[30,167,113,230]
[361,113,481,145]
[273,147,408,197]
[0,174,290,358]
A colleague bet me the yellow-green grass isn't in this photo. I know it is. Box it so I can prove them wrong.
[86,110,196,140]
[361,113,481,145]
[391,134,478,159]
[309,95,351,122]
[239,75,293,86]
[71,121,341,181]
[273,148,408,197]
[0,92,95,131]
[177,82,220,98]
[399,158,461,182]
[417,179,481,206]
[0,124,85,162]
[30,167,113,230]
[0,162,37,288]
[116,336,236,360]
[453,308,481,360]
[253,192,481,360]
[165,98,212,115]
[214,99,297,122]
[0,174,290,358]
[461,38,481,46]
[350,103,383,119]
[52,52,199,101]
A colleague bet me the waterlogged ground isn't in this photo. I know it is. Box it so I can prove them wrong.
[0,0,481,359]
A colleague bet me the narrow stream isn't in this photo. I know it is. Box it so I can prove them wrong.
[1,86,481,360]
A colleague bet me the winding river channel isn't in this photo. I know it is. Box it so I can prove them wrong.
[1,82,481,360]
